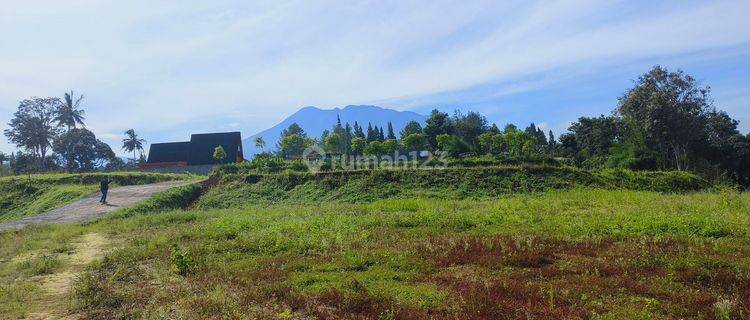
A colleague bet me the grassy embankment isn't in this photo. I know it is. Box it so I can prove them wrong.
[0,172,191,223]
[3,167,749,319]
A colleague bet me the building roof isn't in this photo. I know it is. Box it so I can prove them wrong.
[146,142,190,164]
[187,132,243,165]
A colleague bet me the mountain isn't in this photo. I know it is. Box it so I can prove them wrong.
[242,105,427,157]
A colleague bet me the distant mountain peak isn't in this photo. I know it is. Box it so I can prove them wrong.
[242,105,426,157]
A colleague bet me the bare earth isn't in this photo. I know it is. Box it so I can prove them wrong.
[0,180,193,232]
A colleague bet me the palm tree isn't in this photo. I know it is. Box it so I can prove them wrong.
[254,136,266,150]
[55,91,86,131]
[122,129,146,163]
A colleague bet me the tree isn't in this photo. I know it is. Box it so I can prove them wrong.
[436,134,468,157]
[400,121,423,139]
[386,122,396,140]
[402,133,426,152]
[350,136,366,155]
[366,123,377,143]
[617,66,712,170]
[122,129,146,163]
[382,139,399,154]
[0,152,7,175]
[324,132,346,154]
[254,136,266,149]
[363,141,385,156]
[478,132,503,155]
[53,128,116,171]
[453,111,488,152]
[567,116,619,159]
[424,110,452,150]
[281,123,306,138]
[353,122,365,139]
[4,97,62,169]
[55,91,86,131]
[213,146,227,162]
[278,123,309,159]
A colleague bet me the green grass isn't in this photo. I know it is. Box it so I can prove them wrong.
[0,167,743,319]
[0,172,191,222]
[1,187,748,319]
[199,166,710,207]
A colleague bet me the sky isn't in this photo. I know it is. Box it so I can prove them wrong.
[1,0,750,156]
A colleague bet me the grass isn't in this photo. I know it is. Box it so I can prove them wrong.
[199,166,710,207]
[0,172,192,222]
[0,168,742,319]
[1,186,748,319]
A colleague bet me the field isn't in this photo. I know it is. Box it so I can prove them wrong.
[1,168,748,319]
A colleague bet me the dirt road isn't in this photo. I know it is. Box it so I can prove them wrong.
[0,180,193,232]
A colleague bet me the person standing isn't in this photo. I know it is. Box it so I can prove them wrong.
[100,178,110,204]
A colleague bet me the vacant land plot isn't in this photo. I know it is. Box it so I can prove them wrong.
[2,182,748,319]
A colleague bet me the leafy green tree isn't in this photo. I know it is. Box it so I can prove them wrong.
[254,136,266,149]
[400,121,423,139]
[350,136,366,155]
[281,123,306,138]
[4,97,62,168]
[55,91,86,131]
[212,146,227,162]
[363,140,385,156]
[502,130,530,158]
[122,129,146,163]
[278,123,310,159]
[453,111,488,152]
[436,134,468,157]
[402,133,426,152]
[324,132,346,154]
[478,132,503,155]
[617,66,711,170]
[382,139,399,154]
[567,116,618,160]
[423,110,452,150]
[53,128,116,171]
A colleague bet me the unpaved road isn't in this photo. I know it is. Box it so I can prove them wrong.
[0,180,193,232]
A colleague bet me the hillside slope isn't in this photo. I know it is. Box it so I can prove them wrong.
[197,167,710,208]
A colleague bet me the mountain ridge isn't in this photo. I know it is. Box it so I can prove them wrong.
[242,105,426,157]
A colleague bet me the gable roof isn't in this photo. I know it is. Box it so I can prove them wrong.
[146,142,190,164]
[187,132,243,165]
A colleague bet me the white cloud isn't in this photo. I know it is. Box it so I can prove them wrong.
[2,0,750,154]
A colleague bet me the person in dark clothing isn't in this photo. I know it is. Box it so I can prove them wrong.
[100,178,110,204]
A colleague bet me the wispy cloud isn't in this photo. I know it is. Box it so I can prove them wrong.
[1,0,749,154]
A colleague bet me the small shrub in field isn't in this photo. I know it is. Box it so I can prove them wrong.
[171,243,195,276]
[20,254,61,275]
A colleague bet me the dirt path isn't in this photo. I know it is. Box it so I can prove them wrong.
[25,233,110,320]
[0,180,193,232]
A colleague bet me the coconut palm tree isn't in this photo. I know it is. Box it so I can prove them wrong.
[55,91,86,131]
[254,136,266,150]
[122,129,146,163]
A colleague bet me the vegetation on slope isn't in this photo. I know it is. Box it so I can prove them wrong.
[0,172,190,222]
[198,166,710,208]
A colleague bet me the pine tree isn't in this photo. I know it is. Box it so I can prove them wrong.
[387,122,396,140]
[354,121,365,139]
[367,123,376,143]
[378,127,385,141]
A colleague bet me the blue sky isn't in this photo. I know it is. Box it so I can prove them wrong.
[1,0,749,156]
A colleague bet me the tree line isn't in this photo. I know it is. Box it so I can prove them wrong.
[272,66,750,186]
[1,92,147,174]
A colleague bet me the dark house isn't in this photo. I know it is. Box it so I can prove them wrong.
[143,132,244,168]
